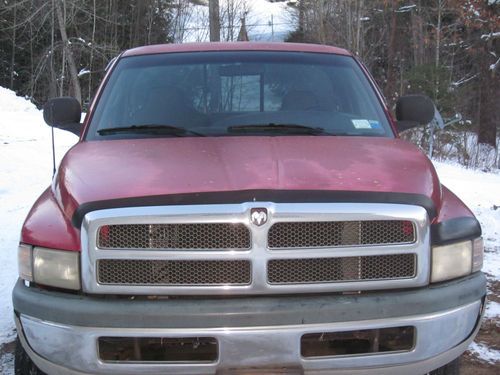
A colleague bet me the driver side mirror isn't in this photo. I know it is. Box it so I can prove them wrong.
[43,97,82,136]
[395,95,435,132]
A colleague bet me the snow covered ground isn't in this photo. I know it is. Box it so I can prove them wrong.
[0,87,78,347]
[0,87,498,371]
[432,161,500,279]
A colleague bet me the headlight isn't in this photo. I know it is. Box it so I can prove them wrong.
[18,245,80,290]
[431,237,483,283]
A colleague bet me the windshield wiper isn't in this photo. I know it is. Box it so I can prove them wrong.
[228,123,330,135]
[97,124,205,137]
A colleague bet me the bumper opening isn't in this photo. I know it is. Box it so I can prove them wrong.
[301,326,415,358]
[98,336,218,363]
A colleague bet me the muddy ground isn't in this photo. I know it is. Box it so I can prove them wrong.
[462,276,499,375]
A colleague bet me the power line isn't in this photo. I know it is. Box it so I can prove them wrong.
[181,21,294,32]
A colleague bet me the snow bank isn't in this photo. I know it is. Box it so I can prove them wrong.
[0,87,78,344]
[0,87,38,113]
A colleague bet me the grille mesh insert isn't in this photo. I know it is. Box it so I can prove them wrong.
[268,254,416,284]
[268,220,415,249]
[98,223,250,250]
[98,259,251,285]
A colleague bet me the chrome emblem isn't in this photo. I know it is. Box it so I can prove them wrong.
[250,208,268,226]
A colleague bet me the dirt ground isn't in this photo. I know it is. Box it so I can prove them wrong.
[462,358,498,375]
[461,276,499,375]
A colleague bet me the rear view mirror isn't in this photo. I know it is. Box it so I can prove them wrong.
[395,95,435,132]
[43,97,82,135]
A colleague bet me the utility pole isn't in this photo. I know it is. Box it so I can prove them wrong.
[209,0,220,42]
[271,14,274,42]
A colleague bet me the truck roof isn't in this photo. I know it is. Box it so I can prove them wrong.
[122,42,352,57]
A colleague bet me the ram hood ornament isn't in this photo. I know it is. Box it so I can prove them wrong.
[250,208,268,226]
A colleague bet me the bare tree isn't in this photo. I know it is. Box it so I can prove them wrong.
[54,0,81,103]
[9,2,16,89]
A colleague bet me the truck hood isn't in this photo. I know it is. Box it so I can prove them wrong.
[54,136,441,225]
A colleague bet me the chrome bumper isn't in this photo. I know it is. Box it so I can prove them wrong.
[17,299,483,375]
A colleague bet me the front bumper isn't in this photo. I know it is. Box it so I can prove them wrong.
[13,273,486,375]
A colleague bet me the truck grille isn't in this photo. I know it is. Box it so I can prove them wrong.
[98,223,251,250]
[98,259,251,286]
[268,220,415,249]
[267,254,416,284]
[83,203,429,295]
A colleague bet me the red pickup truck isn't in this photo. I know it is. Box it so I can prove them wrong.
[14,42,485,375]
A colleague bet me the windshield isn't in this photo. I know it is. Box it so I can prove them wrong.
[86,51,393,140]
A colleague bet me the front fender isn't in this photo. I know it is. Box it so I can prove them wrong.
[21,188,80,251]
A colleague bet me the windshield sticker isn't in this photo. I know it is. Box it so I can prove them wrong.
[352,119,372,129]
[369,120,381,129]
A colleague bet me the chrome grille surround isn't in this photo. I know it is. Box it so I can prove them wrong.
[81,203,430,295]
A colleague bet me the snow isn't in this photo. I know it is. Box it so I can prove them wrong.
[432,161,500,364]
[0,351,14,375]
[481,31,500,40]
[450,74,478,88]
[181,0,294,42]
[78,68,91,77]
[490,57,500,72]
[432,161,500,279]
[467,3,481,17]
[485,300,500,320]
[0,87,38,113]
[0,87,498,367]
[433,160,500,304]
[468,342,500,364]
[396,4,417,13]
[0,88,78,345]
[245,0,294,41]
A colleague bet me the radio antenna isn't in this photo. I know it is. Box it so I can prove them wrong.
[51,125,56,176]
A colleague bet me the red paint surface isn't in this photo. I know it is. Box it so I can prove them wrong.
[54,136,440,219]
[21,188,80,251]
[122,42,351,58]
[22,136,477,251]
[21,43,474,251]
[436,185,475,223]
